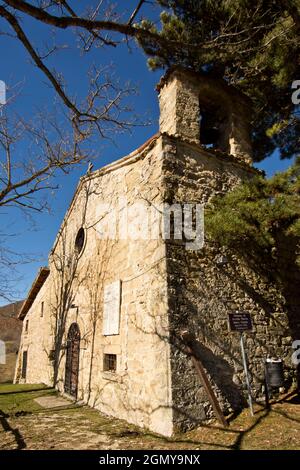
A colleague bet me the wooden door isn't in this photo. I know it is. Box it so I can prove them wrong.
[64,323,80,397]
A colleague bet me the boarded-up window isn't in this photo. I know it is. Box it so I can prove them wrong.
[103,280,121,336]
[21,351,28,379]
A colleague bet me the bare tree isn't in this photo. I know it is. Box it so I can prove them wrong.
[0,70,139,211]
[1,1,298,163]
[0,2,157,140]
[0,232,23,301]
[1,107,79,212]
[0,222,38,301]
[0,3,147,290]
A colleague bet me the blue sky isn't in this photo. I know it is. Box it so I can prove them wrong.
[0,1,294,305]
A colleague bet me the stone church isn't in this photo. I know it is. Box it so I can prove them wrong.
[15,68,298,436]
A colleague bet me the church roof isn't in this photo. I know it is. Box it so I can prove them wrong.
[18,267,50,320]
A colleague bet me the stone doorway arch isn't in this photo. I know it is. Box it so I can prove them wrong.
[64,323,80,398]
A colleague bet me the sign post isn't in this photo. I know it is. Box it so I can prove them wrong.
[228,312,254,417]
[240,332,254,416]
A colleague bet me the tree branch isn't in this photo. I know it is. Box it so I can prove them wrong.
[0,5,81,118]
[2,0,194,49]
[128,0,145,25]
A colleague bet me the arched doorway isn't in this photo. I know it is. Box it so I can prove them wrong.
[64,323,80,398]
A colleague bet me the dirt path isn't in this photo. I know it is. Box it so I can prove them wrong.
[1,384,300,450]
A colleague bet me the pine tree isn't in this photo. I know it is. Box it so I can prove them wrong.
[137,0,300,162]
[205,157,300,274]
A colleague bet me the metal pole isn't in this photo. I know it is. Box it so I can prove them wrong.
[181,331,228,427]
[240,333,254,416]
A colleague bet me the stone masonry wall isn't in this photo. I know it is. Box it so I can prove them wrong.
[14,277,54,386]
[16,136,174,437]
[161,134,296,431]
[158,68,253,163]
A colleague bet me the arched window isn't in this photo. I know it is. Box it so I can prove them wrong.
[75,227,85,255]
[199,99,227,152]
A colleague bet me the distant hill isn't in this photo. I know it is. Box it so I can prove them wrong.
[0,300,24,317]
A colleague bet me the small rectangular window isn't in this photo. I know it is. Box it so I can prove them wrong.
[21,351,28,379]
[103,354,117,372]
[40,301,44,317]
[25,320,29,333]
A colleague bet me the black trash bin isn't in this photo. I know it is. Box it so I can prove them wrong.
[265,358,284,388]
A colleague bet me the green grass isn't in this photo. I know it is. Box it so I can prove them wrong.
[0,383,48,394]
[0,383,56,415]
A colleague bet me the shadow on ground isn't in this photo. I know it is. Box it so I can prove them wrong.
[0,384,299,450]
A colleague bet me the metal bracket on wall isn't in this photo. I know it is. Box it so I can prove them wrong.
[180,330,228,428]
